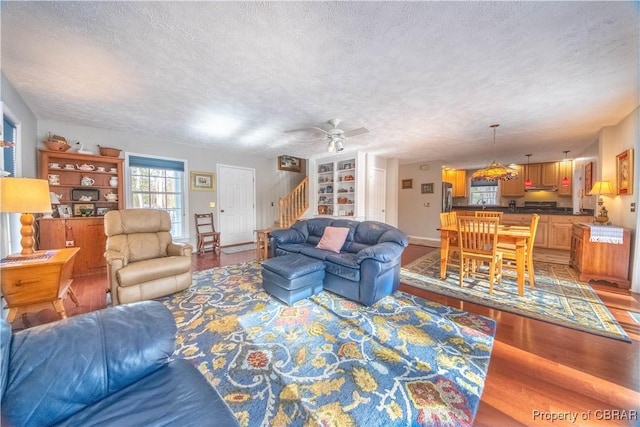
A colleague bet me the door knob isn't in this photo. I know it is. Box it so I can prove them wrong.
[220,209,224,213]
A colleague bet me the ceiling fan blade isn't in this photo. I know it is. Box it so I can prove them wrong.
[342,127,369,138]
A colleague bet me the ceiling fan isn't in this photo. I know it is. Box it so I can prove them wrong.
[286,119,369,152]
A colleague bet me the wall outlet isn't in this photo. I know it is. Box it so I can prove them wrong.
[65,240,75,247]
[631,202,636,213]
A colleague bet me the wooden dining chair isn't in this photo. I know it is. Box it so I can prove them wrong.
[194,213,221,255]
[440,212,459,266]
[499,213,540,288]
[475,211,504,221]
[457,216,503,294]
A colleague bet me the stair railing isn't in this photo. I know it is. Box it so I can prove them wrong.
[278,176,309,228]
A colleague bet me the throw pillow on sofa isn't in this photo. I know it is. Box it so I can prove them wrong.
[316,226,349,253]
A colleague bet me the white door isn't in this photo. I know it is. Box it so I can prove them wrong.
[217,164,256,245]
[368,167,386,222]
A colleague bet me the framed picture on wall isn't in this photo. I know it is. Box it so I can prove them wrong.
[616,149,634,195]
[584,162,593,194]
[401,179,413,189]
[190,171,216,191]
[421,183,434,194]
[277,155,302,173]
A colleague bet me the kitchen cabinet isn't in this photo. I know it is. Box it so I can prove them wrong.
[548,215,591,250]
[503,214,590,250]
[500,165,524,197]
[442,169,467,198]
[38,149,124,276]
[570,223,631,289]
[557,160,573,196]
[541,162,559,186]
[311,152,365,219]
[524,163,541,187]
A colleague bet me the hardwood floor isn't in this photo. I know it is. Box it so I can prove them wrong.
[7,245,640,426]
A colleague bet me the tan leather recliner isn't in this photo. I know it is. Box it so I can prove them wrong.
[104,209,192,305]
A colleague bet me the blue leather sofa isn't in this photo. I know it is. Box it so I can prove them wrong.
[1,301,239,427]
[269,218,409,305]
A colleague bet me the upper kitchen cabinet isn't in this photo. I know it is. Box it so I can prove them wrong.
[524,163,542,187]
[541,162,559,186]
[557,160,573,196]
[500,165,524,197]
[442,169,467,198]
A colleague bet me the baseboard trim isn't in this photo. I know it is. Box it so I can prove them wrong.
[408,236,440,248]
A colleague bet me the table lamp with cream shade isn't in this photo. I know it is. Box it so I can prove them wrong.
[589,180,614,224]
[0,178,53,258]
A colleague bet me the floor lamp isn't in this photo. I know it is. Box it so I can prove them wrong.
[0,178,53,258]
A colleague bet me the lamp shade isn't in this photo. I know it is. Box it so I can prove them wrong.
[589,180,614,196]
[0,178,52,213]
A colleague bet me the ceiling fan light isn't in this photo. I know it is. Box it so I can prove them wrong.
[335,140,344,152]
[327,140,335,153]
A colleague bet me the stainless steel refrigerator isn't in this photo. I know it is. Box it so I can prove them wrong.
[442,182,453,212]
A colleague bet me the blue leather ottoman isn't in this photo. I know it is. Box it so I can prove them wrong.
[262,255,325,305]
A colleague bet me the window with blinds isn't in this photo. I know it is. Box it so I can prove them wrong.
[127,154,187,238]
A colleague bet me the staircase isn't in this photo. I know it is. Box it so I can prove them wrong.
[278,176,309,228]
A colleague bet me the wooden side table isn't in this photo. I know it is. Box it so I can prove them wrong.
[1,247,80,322]
[255,227,278,261]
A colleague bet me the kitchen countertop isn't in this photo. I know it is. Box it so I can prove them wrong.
[452,206,594,216]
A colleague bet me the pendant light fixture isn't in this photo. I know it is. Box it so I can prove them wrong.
[471,124,518,181]
[524,154,532,188]
[561,150,570,186]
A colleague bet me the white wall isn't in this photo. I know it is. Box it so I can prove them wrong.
[35,119,284,247]
[398,160,444,246]
[599,106,639,293]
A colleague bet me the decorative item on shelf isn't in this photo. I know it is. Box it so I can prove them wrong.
[48,174,60,185]
[561,150,570,186]
[49,162,60,169]
[72,188,99,201]
[43,134,70,152]
[96,166,106,172]
[109,176,118,187]
[75,143,94,155]
[105,192,118,202]
[80,176,95,186]
[96,207,109,216]
[64,164,75,170]
[57,204,72,218]
[42,192,62,219]
[76,163,95,171]
[471,124,518,181]
[0,178,53,258]
[98,145,122,157]
[588,181,614,224]
[524,154,532,188]
[74,203,95,217]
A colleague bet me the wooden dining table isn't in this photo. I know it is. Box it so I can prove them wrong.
[439,224,531,296]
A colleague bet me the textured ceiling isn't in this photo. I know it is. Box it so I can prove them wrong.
[1,1,638,168]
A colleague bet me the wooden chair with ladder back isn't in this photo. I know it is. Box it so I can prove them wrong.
[194,213,221,255]
[457,216,503,294]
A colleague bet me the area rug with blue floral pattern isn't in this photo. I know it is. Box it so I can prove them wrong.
[157,261,496,426]
[401,251,630,342]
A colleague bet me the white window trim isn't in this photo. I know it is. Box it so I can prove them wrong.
[124,151,189,240]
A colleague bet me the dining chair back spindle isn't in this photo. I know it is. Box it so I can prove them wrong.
[499,213,540,288]
[475,211,504,221]
[457,216,503,294]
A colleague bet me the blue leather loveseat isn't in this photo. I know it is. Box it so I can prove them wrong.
[1,301,239,427]
[269,218,409,305]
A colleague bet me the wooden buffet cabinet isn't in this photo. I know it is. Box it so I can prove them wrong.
[570,223,631,289]
[37,149,124,276]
